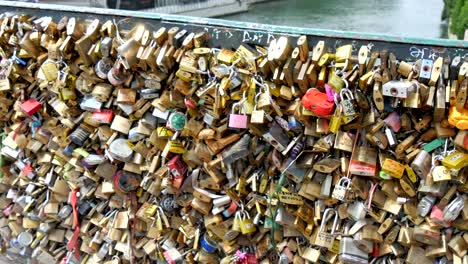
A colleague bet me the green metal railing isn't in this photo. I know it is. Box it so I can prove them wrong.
[0,1,467,61]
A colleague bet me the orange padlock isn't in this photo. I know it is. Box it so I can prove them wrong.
[448,106,468,129]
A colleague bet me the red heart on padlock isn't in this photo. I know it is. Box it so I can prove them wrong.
[301,89,334,116]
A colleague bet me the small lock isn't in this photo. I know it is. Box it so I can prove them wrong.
[301,88,334,116]
[239,211,256,235]
[228,101,248,129]
[403,81,421,108]
[411,150,432,180]
[328,104,342,134]
[340,88,356,117]
[331,177,351,201]
[69,124,93,146]
[381,158,405,179]
[417,195,436,217]
[442,151,468,170]
[21,99,42,116]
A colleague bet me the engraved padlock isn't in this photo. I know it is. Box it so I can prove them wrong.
[314,208,338,249]
[228,101,248,129]
[340,88,356,117]
[331,177,351,201]
[239,210,256,235]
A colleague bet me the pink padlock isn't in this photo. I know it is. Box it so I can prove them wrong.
[429,205,451,227]
[229,101,248,129]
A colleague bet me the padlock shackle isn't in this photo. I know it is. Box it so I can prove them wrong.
[340,88,354,100]
[338,177,351,188]
[319,208,339,233]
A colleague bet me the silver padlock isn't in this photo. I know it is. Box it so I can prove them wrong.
[417,195,436,217]
[411,150,432,180]
[320,174,333,198]
[382,80,410,98]
[347,201,367,221]
[340,88,356,117]
[332,177,351,201]
[339,223,369,264]
[314,208,339,249]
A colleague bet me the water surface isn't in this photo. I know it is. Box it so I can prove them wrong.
[223,0,446,39]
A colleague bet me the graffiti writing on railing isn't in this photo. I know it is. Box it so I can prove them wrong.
[241,30,276,45]
[204,26,277,46]
[409,46,440,60]
[204,27,234,41]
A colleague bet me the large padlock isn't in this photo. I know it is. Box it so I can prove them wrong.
[331,177,351,201]
[228,101,248,129]
[349,146,377,177]
[301,88,334,116]
[314,208,338,249]
[339,223,368,264]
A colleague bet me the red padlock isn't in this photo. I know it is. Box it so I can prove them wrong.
[21,99,42,116]
[301,89,334,116]
[167,155,187,178]
[90,109,114,124]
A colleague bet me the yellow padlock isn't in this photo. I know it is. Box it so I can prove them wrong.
[381,159,405,179]
[442,151,468,170]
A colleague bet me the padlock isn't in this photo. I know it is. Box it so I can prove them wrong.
[21,99,42,116]
[442,151,468,170]
[381,158,405,179]
[340,88,357,117]
[229,101,248,129]
[382,80,410,98]
[301,88,334,116]
[403,81,421,108]
[411,150,432,180]
[339,223,368,264]
[349,146,378,177]
[239,211,256,235]
[328,105,342,134]
[314,208,338,249]
[331,177,351,201]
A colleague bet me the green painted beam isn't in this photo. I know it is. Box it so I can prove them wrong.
[0,0,466,61]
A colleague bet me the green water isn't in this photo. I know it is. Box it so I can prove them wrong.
[223,0,447,39]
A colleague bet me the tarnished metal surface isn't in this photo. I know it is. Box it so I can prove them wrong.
[0,1,467,61]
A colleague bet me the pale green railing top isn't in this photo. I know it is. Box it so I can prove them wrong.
[0,0,466,60]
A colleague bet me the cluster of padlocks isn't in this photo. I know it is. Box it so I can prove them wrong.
[0,13,467,264]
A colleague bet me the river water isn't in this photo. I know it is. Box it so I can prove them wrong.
[223,0,447,39]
